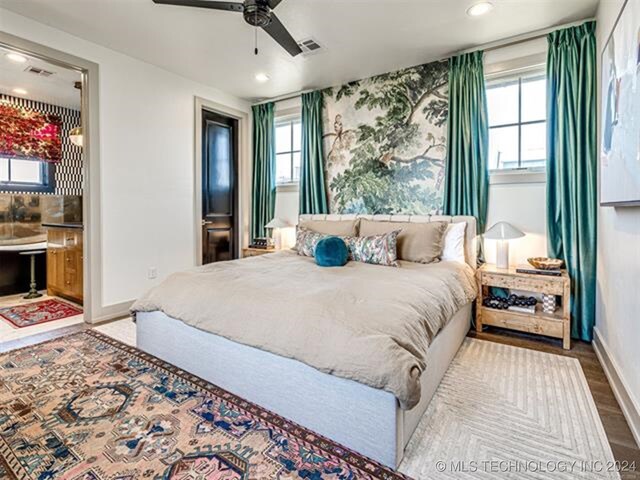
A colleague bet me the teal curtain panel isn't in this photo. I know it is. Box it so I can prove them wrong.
[299,91,329,214]
[443,51,489,256]
[546,21,597,342]
[251,102,276,240]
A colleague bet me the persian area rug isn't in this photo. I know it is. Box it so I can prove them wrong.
[399,338,621,480]
[0,299,82,328]
[0,331,409,480]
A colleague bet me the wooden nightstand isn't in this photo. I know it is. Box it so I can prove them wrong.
[242,247,276,257]
[476,264,571,349]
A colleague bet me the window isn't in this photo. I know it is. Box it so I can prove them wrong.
[486,71,546,171]
[0,158,55,193]
[275,117,301,184]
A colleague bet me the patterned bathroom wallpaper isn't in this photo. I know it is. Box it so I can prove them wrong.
[0,93,83,196]
[322,59,449,215]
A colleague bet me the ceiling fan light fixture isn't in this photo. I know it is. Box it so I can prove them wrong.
[152,0,302,57]
[6,53,28,63]
[243,0,272,27]
[255,73,270,82]
[467,2,494,16]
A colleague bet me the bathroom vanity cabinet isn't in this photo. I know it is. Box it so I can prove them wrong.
[46,225,83,304]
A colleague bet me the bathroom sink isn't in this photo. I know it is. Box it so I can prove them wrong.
[0,223,47,246]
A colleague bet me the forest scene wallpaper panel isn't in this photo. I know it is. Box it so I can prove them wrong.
[322,59,448,214]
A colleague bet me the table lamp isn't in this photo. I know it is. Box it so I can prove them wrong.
[484,222,525,269]
[265,217,293,250]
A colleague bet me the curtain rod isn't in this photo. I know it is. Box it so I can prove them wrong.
[253,88,314,106]
[456,17,595,55]
[252,17,594,106]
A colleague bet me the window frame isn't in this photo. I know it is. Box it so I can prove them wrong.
[0,157,56,193]
[486,69,547,174]
[274,115,302,186]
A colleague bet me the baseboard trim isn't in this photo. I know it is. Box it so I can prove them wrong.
[593,327,640,447]
[88,300,133,324]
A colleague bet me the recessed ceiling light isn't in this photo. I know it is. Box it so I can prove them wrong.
[467,2,494,16]
[6,53,27,63]
[12,88,28,95]
[255,73,270,83]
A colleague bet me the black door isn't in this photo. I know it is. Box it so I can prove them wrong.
[202,110,238,264]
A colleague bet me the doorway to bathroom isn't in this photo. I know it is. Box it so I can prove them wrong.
[0,41,90,343]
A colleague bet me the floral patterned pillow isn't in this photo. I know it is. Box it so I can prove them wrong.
[344,230,401,267]
[295,227,327,257]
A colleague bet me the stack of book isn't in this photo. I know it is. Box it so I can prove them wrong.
[515,265,562,277]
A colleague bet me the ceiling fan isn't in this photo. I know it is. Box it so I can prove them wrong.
[152,0,303,57]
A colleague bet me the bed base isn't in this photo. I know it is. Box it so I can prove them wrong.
[136,304,470,468]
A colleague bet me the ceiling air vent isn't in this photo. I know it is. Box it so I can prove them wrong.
[296,38,323,56]
[24,66,55,77]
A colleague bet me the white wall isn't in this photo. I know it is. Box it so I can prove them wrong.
[275,188,300,225]
[594,0,640,440]
[0,8,250,319]
[485,181,547,266]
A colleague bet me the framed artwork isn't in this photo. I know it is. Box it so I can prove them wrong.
[600,0,640,206]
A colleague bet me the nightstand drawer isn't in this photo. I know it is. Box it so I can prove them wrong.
[481,308,564,338]
[481,272,565,295]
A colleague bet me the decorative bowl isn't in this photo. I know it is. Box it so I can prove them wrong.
[527,257,564,270]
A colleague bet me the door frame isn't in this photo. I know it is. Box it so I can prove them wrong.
[194,97,250,266]
[0,31,105,323]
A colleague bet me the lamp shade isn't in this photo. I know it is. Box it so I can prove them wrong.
[265,218,292,229]
[484,221,525,240]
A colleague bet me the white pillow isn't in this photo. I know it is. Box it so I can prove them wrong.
[441,222,467,263]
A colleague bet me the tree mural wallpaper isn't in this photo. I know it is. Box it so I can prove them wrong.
[322,59,448,214]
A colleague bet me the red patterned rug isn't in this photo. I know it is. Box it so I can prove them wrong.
[0,298,82,328]
[0,331,410,480]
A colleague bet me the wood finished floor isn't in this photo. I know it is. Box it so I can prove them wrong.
[0,321,638,478]
[469,326,640,479]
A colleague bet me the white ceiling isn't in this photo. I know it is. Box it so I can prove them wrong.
[0,0,598,102]
[0,45,81,109]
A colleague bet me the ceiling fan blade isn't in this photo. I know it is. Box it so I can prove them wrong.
[262,13,302,57]
[268,0,283,8]
[152,0,243,12]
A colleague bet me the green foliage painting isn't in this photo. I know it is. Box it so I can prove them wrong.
[322,60,448,214]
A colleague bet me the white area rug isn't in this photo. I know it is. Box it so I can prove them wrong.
[93,317,136,345]
[399,338,619,479]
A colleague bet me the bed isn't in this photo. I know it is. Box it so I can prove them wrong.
[134,214,477,469]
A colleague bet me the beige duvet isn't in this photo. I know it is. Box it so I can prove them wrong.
[131,251,477,409]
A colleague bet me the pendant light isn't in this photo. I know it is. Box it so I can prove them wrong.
[69,127,83,147]
[69,81,83,147]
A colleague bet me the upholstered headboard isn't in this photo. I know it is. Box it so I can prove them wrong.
[298,214,478,269]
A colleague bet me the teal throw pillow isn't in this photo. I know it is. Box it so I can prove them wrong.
[315,236,349,267]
